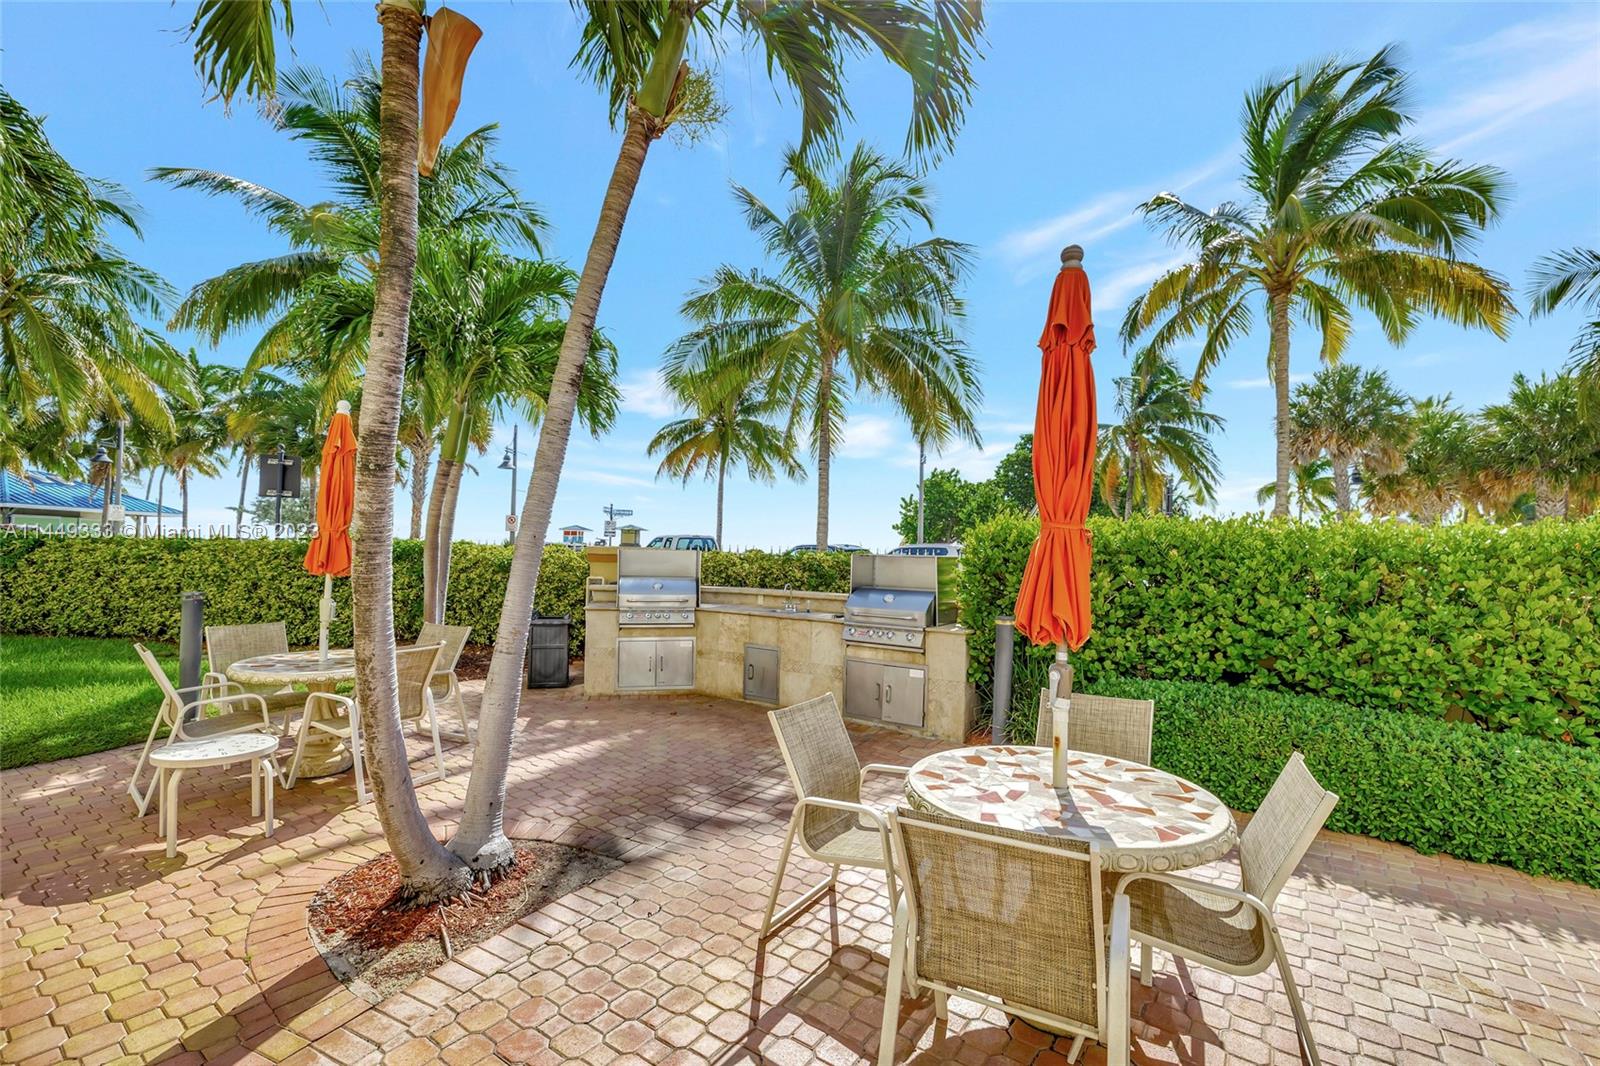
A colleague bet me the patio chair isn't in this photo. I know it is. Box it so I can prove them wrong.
[415,622,472,744]
[880,805,1131,1066]
[128,642,281,816]
[760,693,911,942]
[284,643,449,800]
[1113,751,1338,1066]
[203,622,306,720]
[1035,688,1154,766]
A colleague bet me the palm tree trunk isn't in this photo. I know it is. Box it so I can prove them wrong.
[715,453,726,547]
[1122,445,1136,519]
[1269,290,1293,519]
[422,407,465,623]
[1534,480,1565,520]
[1332,456,1353,516]
[815,352,834,548]
[433,453,467,619]
[408,439,430,540]
[156,469,166,536]
[350,1,468,903]
[450,104,661,872]
[100,469,111,530]
[236,452,250,536]
[180,470,189,531]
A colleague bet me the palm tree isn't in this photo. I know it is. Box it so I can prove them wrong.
[1121,47,1515,518]
[649,367,803,545]
[1256,457,1337,520]
[1287,364,1412,515]
[664,145,981,546]
[156,355,234,530]
[1,88,189,472]
[1098,348,1224,517]
[1526,248,1600,406]
[457,2,985,876]
[185,0,476,902]
[1364,397,1483,523]
[1479,373,1598,519]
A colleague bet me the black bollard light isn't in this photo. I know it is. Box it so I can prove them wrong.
[180,591,205,719]
[992,615,1015,744]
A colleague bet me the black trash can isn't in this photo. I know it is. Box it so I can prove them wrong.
[527,615,571,689]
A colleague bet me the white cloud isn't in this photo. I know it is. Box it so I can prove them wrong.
[836,415,898,459]
[619,370,679,418]
[1093,253,1191,316]
[992,146,1236,284]
[1199,474,1272,517]
[1225,373,1310,390]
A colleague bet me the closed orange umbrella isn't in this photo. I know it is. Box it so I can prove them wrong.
[1013,246,1096,777]
[304,400,356,663]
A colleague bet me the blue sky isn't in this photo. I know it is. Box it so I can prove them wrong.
[5,1,1598,548]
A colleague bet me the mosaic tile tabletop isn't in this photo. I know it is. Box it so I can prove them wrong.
[906,745,1238,873]
[228,649,356,687]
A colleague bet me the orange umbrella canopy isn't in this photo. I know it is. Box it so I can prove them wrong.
[304,408,356,578]
[1014,252,1097,651]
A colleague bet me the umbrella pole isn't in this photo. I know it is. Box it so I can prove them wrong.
[1048,646,1071,785]
[319,574,333,665]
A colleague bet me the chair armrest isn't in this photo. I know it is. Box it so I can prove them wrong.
[1106,894,1132,1066]
[305,691,357,714]
[179,690,269,717]
[1112,871,1275,924]
[859,763,911,788]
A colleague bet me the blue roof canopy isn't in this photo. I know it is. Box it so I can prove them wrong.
[0,469,180,516]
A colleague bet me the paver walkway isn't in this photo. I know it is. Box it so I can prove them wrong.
[3,676,1598,1066]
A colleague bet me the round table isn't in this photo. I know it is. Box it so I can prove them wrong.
[151,733,279,858]
[905,745,1237,874]
[228,649,357,778]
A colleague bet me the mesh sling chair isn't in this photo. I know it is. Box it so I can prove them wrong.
[203,623,308,720]
[284,643,450,801]
[760,693,911,941]
[1112,751,1339,1066]
[128,643,282,815]
[415,622,472,744]
[1035,689,1155,766]
[881,805,1132,1066]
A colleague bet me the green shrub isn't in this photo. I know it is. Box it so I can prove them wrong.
[1060,677,1600,888]
[700,549,853,592]
[960,514,1600,745]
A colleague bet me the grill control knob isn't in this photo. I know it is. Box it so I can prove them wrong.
[905,631,916,642]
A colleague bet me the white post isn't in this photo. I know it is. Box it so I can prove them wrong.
[1049,646,1070,786]
[319,574,333,664]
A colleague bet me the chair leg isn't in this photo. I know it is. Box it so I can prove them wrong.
[261,757,276,837]
[933,990,948,1021]
[1066,1036,1085,1063]
[1139,941,1153,986]
[163,769,185,858]
[760,814,799,939]
[428,701,447,783]
[251,758,261,817]
[349,710,368,806]
[877,899,909,1066]
[451,676,471,745]
[128,714,165,815]
[1270,927,1322,1066]
[285,710,312,790]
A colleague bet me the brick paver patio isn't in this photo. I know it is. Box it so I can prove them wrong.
[4,676,1599,1066]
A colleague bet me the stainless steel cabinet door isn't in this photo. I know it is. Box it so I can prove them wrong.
[617,639,658,690]
[655,638,696,688]
[844,659,883,721]
[744,644,779,703]
[880,664,926,727]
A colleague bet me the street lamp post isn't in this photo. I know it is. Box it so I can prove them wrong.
[916,437,926,543]
[498,424,518,539]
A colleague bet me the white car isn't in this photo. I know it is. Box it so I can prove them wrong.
[889,542,961,558]
[644,534,718,551]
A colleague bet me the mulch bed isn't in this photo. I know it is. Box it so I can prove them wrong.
[306,842,619,1002]
[453,643,495,681]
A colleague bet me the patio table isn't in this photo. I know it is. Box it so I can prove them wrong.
[228,649,356,778]
[905,745,1236,874]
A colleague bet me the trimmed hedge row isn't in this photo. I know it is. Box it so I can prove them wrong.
[1025,677,1600,888]
[0,538,860,656]
[960,514,1600,746]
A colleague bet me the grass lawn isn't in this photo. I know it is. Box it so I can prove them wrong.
[1,636,172,769]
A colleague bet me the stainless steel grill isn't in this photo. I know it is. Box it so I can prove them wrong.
[616,547,700,627]
[843,586,935,649]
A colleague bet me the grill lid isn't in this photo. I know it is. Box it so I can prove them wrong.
[617,574,697,605]
[844,586,934,625]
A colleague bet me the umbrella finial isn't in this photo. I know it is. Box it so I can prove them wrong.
[335,400,352,415]
[1060,245,1084,270]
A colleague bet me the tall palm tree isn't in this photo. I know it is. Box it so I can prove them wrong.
[1526,248,1600,406]
[457,2,985,877]
[664,145,981,547]
[649,367,803,545]
[1479,373,1598,519]
[185,0,476,902]
[1286,364,1411,515]
[1098,347,1224,517]
[1256,457,1337,520]
[1120,47,1515,518]
[1,88,189,472]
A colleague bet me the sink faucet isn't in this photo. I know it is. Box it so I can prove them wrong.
[782,584,798,612]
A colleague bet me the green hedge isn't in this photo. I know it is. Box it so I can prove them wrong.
[960,514,1600,746]
[1017,677,1600,888]
[0,538,859,656]
[0,537,590,656]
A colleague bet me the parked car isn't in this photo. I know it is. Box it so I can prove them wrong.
[786,543,870,554]
[644,534,718,551]
[889,542,962,558]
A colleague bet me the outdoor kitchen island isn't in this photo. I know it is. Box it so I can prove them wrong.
[582,549,977,742]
